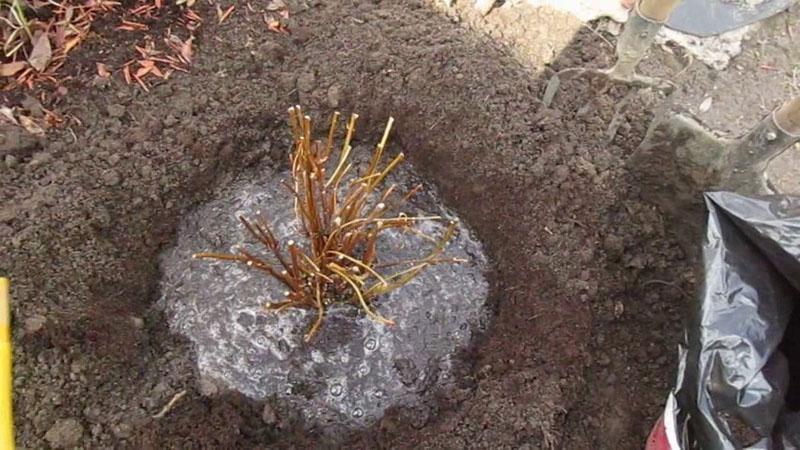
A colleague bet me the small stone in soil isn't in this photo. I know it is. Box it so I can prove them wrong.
[198,377,219,397]
[262,403,279,425]
[111,421,133,439]
[0,124,39,158]
[296,72,316,92]
[553,165,570,184]
[23,315,47,334]
[107,104,126,118]
[260,41,286,63]
[291,26,314,44]
[129,316,145,329]
[163,115,178,128]
[327,84,342,108]
[603,234,625,261]
[70,358,87,374]
[91,75,111,88]
[613,301,625,319]
[21,95,45,117]
[44,418,84,449]
[102,169,121,187]
[28,151,52,168]
[4,154,18,168]
[0,207,17,224]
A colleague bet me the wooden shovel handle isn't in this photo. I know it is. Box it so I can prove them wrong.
[774,97,800,136]
[639,0,681,23]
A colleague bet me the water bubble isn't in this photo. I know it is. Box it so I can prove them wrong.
[364,337,378,351]
[329,383,343,397]
[352,408,364,418]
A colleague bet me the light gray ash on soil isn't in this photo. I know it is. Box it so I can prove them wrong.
[159,154,489,433]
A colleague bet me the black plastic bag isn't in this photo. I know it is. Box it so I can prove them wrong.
[663,192,800,449]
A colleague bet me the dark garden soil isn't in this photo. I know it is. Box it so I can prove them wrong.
[1,0,719,448]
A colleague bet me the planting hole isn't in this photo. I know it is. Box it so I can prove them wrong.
[158,135,490,432]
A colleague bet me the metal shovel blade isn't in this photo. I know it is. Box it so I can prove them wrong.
[666,0,796,37]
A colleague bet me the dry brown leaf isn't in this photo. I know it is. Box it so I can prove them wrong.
[130,3,156,15]
[0,62,28,77]
[150,56,175,65]
[0,107,19,125]
[180,36,194,64]
[264,14,287,33]
[19,115,45,135]
[133,74,149,91]
[63,5,74,23]
[151,64,164,78]
[185,9,202,21]
[218,4,234,24]
[96,62,111,78]
[64,36,83,54]
[28,34,53,72]
[117,20,148,31]
[123,65,132,84]
[169,63,189,73]
[134,66,151,78]
[135,41,162,58]
[44,108,64,127]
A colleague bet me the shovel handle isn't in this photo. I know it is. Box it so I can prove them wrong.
[639,0,682,22]
[774,96,800,136]
[0,278,12,450]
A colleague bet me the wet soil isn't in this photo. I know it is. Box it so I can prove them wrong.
[159,156,490,434]
[1,0,767,448]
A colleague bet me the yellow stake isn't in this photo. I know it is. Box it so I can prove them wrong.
[0,278,14,450]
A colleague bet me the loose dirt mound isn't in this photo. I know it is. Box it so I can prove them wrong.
[2,1,690,448]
